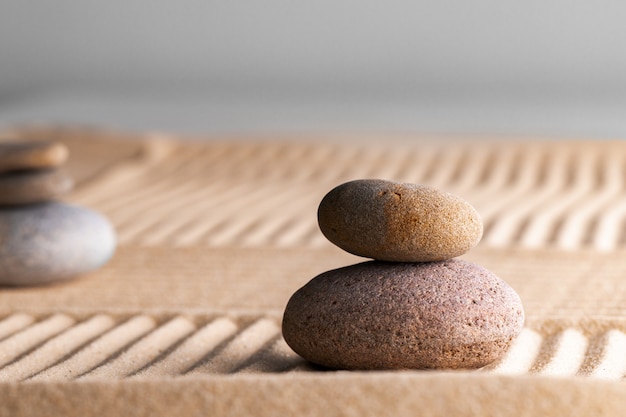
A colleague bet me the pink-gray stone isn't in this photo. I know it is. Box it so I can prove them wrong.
[282,259,524,370]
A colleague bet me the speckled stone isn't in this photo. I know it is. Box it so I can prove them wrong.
[0,202,116,286]
[0,169,74,205]
[0,141,68,173]
[282,259,524,370]
[318,179,483,262]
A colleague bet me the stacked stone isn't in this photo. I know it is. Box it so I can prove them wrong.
[282,179,524,370]
[0,141,116,286]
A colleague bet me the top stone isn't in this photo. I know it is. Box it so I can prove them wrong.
[0,141,69,173]
[318,179,483,262]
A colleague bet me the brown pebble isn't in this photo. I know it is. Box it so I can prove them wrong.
[318,179,483,262]
[0,141,68,173]
[282,259,524,370]
[0,169,74,205]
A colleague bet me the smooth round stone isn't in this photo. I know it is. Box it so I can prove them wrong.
[0,141,68,173]
[0,202,116,286]
[0,169,74,205]
[318,179,483,262]
[282,259,524,370]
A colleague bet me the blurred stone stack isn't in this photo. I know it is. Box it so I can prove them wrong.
[0,141,116,286]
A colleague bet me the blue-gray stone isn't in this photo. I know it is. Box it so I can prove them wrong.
[0,202,116,286]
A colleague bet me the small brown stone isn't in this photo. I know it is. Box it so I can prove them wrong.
[0,169,74,205]
[282,259,524,370]
[318,179,483,262]
[0,141,68,173]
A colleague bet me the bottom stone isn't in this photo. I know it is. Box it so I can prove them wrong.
[0,202,116,286]
[282,259,524,370]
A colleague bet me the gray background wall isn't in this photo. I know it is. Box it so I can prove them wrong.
[1,1,625,136]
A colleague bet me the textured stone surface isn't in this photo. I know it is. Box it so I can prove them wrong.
[0,169,74,205]
[282,259,524,370]
[0,141,68,173]
[318,179,483,262]
[0,202,116,286]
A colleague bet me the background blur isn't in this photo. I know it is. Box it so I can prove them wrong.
[0,0,625,137]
